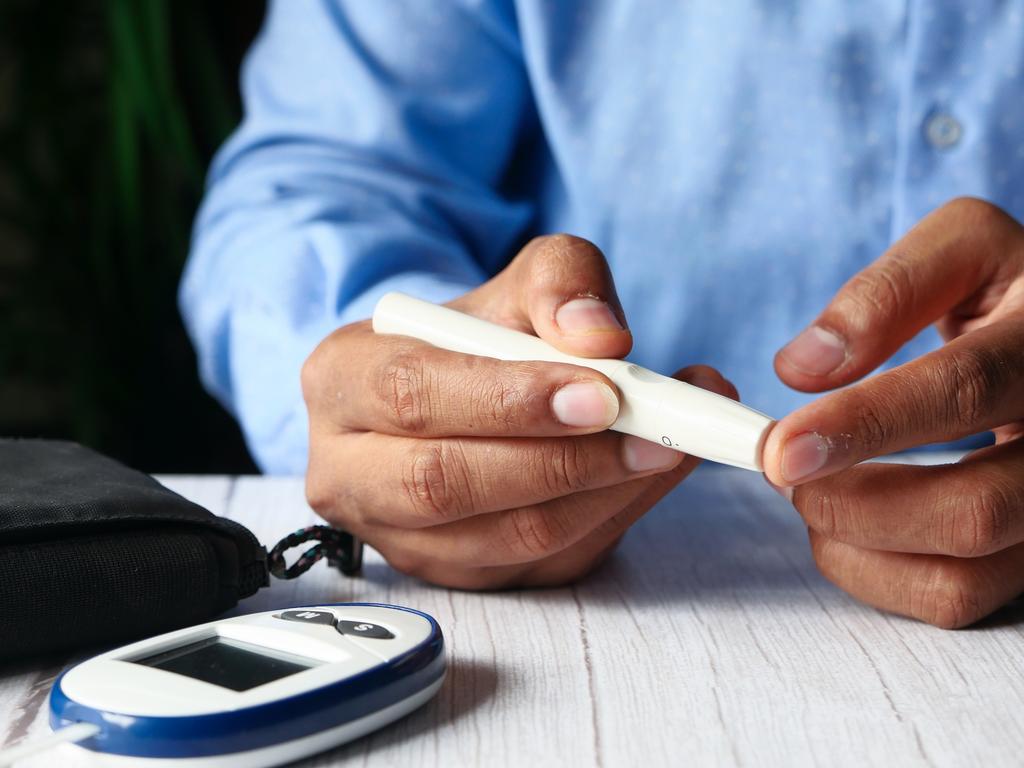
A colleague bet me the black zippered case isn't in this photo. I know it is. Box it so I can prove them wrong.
[0,439,268,661]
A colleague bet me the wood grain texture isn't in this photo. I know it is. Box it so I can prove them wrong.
[4,457,1024,767]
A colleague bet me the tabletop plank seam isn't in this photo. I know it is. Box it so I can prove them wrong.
[882,614,956,686]
[847,621,933,766]
[572,586,603,768]
[691,602,746,768]
[785,549,937,766]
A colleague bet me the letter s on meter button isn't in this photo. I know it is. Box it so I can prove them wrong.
[337,620,395,640]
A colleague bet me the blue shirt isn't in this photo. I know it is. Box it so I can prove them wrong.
[182,1,1019,474]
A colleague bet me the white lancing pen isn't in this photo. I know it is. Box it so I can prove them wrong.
[372,293,775,472]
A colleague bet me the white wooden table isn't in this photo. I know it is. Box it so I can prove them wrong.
[3,456,1023,767]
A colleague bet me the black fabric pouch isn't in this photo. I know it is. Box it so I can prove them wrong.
[0,439,269,661]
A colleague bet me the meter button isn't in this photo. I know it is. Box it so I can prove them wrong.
[337,620,394,640]
[277,610,336,626]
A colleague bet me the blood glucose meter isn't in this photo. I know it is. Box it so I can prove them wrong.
[47,603,445,766]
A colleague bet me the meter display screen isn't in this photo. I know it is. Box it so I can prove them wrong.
[132,636,319,692]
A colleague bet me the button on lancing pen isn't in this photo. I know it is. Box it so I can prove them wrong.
[624,364,670,384]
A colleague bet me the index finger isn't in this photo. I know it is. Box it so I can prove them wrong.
[763,315,1024,486]
[302,321,621,438]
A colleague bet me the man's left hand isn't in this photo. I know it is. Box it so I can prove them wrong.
[764,197,1024,628]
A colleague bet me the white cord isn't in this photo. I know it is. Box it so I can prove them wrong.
[0,723,100,767]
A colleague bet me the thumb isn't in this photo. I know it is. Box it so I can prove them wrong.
[453,234,633,359]
[775,197,1017,392]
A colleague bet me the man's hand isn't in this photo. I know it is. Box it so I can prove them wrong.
[765,197,1024,628]
[303,235,735,589]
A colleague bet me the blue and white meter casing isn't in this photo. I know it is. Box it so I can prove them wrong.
[49,603,445,767]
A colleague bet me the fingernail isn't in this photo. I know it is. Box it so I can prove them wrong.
[622,435,682,472]
[781,432,830,484]
[555,297,624,334]
[764,476,794,502]
[551,381,619,428]
[779,325,848,376]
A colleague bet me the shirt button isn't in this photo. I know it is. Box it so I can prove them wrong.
[924,112,963,149]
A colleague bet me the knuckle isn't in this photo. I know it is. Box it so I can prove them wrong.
[847,396,893,455]
[300,342,330,405]
[945,196,1004,227]
[380,546,428,580]
[377,351,433,433]
[844,254,916,326]
[303,454,331,514]
[305,451,366,528]
[528,234,603,282]
[434,567,507,591]
[592,505,639,541]
[538,439,595,496]
[473,371,528,432]
[503,506,569,559]
[304,469,332,516]
[798,489,847,540]
[536,233,596,260]
[305,450,343,516]
[806,530,844,585]
[301,324,362,405]
[937,349,1004,433]
[916,564,986,629]
[941,198,1021,259]
[807,531,830,568]
[400,442,472,523]
[300,350,320,404]
[527,554,608,588]
[945,481,1013,557]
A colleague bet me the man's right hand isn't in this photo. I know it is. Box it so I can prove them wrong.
[302,235,735,589]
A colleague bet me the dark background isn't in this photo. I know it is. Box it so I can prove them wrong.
[0,1,267,473]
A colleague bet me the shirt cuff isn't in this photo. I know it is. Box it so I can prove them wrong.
[337,271,478,326]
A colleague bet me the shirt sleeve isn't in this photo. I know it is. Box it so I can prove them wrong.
[179,0,534,474]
